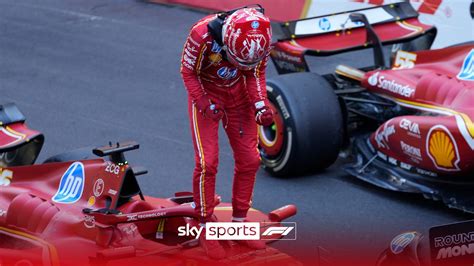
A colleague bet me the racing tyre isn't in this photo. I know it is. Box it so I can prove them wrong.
[258,72,343,176]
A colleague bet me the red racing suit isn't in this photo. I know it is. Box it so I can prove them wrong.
[180,15,269,221]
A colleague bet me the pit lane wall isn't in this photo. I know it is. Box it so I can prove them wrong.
[149,0,473,48]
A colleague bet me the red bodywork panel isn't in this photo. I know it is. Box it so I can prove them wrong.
[0,123,41,149]
[0,142,299,265]
[361,44,474,176]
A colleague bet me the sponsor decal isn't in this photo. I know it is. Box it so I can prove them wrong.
[251,20,260,29]
[400,162,413,171]
[388,157,398,165]
[122,224,138,235]
[87,196,95,207]
[377,149,436,176]
[295,5,392,35]
[178,222,297,241]
[430,220,474,266]
[393,50,417,69]
[108,189,117,196]
[391,232,417,254]
[127,215,138,222]
[254,101,265,109]
[84,215,95,229]
[182,42,198,70]
[126,211,166,222]
[275,95,290,119]
[426,125,460,171]
[210,41,222,53]
[368,72,415,98]
[350,0,443,16]
[184,46,197,60]
[270,48,308,73]
[399,118,421,138]
[136,212,166,219]
[416,168,438,177]
[400,141,422,160]
[155,219,166,239]
[93,179,104,197]
[183,52,196,66]
[208,53,222,65]
[375,123,396,149]
[52,162,85,204]
[457,49,474,81]
[0,168,13,186]
[185,41,198,53]
[368,71,379,86]
[271,50,303,64]
[105,161,120,175]
[318,17,331,31]
[0,209,6,217]
[217,67,238,80]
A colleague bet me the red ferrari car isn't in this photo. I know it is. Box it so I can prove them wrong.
[257,2,474,212]
[0,104,299,266]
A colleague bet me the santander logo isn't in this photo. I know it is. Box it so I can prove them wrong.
[367,72,415,98]
[368,72,379,86]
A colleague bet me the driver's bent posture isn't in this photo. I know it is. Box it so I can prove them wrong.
[180,7,273,259]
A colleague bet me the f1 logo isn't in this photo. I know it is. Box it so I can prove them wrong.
[261,222,297,240]
[262,227,294,236]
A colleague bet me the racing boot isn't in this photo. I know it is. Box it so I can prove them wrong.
[199,227,226,260]
[232,218,266,250]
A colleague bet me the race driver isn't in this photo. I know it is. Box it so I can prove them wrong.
[180,6,273,259]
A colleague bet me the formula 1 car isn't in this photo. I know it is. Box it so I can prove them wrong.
[257,2,474,212]
[0,103,299,266]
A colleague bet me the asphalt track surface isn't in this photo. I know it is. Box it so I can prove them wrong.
[0,0,472,265]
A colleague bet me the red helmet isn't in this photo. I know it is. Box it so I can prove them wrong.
[222,8,272,70]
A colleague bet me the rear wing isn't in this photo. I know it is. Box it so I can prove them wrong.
[270,2,437,74]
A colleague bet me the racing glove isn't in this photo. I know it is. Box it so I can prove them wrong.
[254,100,274,126]
[195,95,224,121]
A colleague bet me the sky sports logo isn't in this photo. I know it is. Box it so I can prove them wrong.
[178,222,296,240]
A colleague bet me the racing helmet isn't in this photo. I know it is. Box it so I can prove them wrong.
[221,8,272,70]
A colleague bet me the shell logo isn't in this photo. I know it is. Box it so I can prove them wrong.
[426,125,460,171]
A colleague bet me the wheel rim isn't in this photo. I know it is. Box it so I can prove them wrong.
[258,101,285,158]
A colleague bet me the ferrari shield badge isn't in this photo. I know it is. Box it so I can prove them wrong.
[52,162,85,204]
[457,49,474,81]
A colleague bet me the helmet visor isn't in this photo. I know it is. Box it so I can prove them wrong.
[226,49,262,70]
